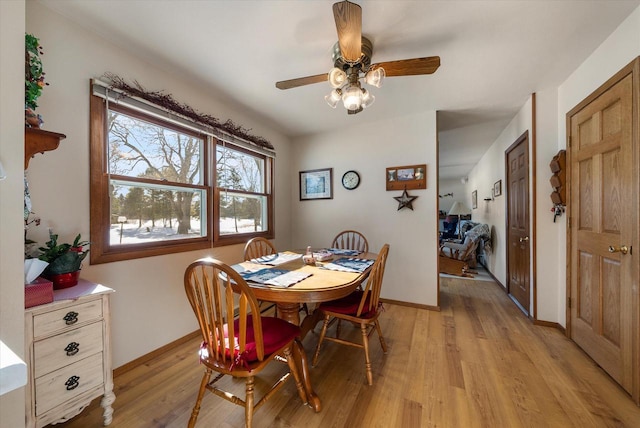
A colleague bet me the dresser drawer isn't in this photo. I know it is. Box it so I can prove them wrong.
[33,299,103,338]
[34,321,104,378]
[35,352,104,416]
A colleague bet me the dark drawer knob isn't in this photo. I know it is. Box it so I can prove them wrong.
[64,342,80,356]
[65,375,80,391]
[63,311,79,325]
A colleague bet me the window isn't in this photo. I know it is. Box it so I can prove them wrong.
[216,144,272,241]
[90,90,273,264]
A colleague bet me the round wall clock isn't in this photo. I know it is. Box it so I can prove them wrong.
[341,170,361,190]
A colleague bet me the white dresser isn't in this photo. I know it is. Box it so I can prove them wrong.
[24,280,115,427]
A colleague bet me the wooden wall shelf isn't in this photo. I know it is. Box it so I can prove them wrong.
[24,127,66,169]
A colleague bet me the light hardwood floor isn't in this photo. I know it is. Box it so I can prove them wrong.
[53,277,640,427]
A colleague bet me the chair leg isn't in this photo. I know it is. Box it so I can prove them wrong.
[283,342,308,404]
[360,323,373,386]
[245,376,255,428]
[374,320,388,353]
[188,369,212,428]
[312,314,330,366]
[300,303,309,316]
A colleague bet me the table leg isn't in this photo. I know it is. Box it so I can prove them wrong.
[299,307,323,339]
[276,302,321,412]
[293,339,321,412]
[276,302,301,326]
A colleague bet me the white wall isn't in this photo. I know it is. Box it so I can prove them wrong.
[555,5,640,326]
[0,2,27,426]
[25,2,293,368]
[291,112,439,306]
[468,97,533,288]
[535,87,561,323]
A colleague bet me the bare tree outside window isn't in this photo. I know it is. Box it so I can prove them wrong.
[216,145,267,235]
[90,92,274,264]
[107,109,205,245]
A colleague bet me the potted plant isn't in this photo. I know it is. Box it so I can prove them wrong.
[25,33,47,128]
[36,232,89,289]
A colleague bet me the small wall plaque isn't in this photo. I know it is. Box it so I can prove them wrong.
[386,164,426,191]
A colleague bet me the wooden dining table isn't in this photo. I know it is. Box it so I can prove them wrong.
[232,250,377,413]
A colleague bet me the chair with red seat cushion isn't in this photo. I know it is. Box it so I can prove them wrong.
[311,244,390,385]
[184,257,308,428]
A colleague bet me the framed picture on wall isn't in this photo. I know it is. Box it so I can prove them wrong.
[493,179,502,197]
[299,168,333,200]
[472,190,478,209]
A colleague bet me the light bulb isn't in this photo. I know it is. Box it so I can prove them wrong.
[342,85,363,111]
[325,89,342,108]
[328,67,347,88]
[361,89,375,108]
[364,67,385,88]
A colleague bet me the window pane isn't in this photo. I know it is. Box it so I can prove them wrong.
[216,145,264,192]
[219,192,267,235]
[110,182,206,245]
[109,110,203,185]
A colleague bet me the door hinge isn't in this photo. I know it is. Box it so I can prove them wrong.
[568,217,571,228]
[567,135,571,148]
[567,297,571,309]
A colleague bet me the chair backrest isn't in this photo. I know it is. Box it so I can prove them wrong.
[331,230,369,253]
[357,244,390,316]
[184,258,265,367]
[243,237,277,261]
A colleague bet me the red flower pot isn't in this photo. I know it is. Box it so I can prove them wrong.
[46,271,80,290]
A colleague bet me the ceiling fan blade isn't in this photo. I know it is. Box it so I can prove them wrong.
[333,1,362,63]
[275,73,328,90]
[372,56,441,77]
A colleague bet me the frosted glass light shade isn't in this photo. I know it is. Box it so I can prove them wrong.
[325,89,342,108]
[328,68,347,88]
[361,89,375,108]
[364,67,385,88]
[342,85,363,110]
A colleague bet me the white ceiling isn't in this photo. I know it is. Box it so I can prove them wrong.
[38,0,639,179]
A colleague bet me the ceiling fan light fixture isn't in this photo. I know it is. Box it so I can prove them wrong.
[361,88,375,108]
[328,67,347,88]
[325,89,342,108]
[342,84,363,111]
[364,67,385,88]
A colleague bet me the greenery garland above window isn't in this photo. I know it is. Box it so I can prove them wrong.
[101,72,274,150]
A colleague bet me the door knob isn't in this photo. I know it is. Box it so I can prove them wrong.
[519,236,529,243]
[608,245,629,255]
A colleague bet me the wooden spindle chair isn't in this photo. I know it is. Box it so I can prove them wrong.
[184,258,308,427]
[331,230,369,253]
[312,244,390,385]
[243,237,277,262]
[243,237,308,316]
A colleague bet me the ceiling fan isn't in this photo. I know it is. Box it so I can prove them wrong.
[275,0,440,115]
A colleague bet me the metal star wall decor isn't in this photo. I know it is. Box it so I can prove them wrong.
[394,188,418,211]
